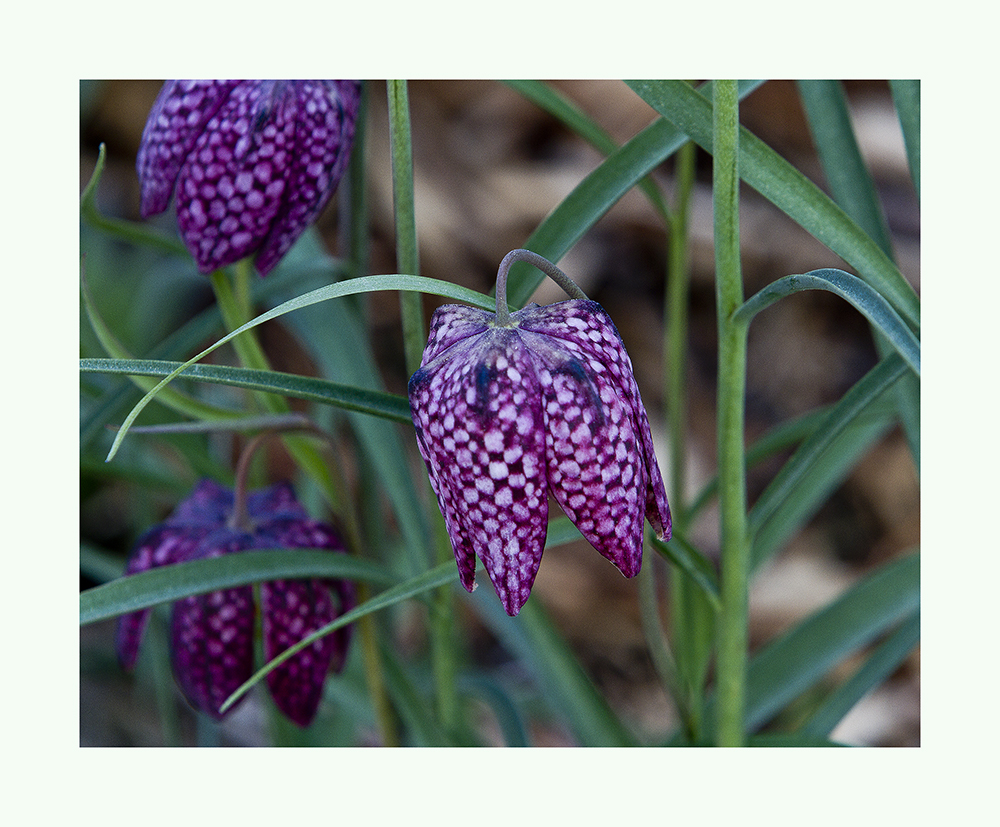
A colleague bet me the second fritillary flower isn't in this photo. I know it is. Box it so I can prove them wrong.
[408,250,671,616]
[116,478,355,727]
[136,79,361,275]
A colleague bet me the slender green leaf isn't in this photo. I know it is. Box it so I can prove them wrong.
[688,406,831,520]
[467,589,634,746]
[81,143,188,256]
[505,80,766,308]
[219,561,457,713]
[105,274,496,461]
[80,303,224,449]
[749,354,907,568]
[379,645,457,746]
[751,406,897,572]
[459,676,530,747]
[81,358,412,423]
[79,550,398,625]
[741,553,919,731]
[81,274,239,423]
[648,530,721,610]
[504,79,669,219]
[800,610,919,738]
[797,80,894,258]
[889,80,920,199]
[624,80,920,331]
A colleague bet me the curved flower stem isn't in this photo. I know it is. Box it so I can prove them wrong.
[713,81,750,747]
[493,249,588,326]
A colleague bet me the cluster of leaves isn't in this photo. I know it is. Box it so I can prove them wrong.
[80,80,918,746]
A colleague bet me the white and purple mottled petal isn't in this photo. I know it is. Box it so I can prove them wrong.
[170,530,257,719]
[410,319,549,616]
[174,81,295,273]
[136,79,361,276]
[255,80,362,275]
[408,272,672,616]
[115,524,211,670]
[255,518,354,727]
[136,80,240,218]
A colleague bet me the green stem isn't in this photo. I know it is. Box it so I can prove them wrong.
[387,79,459,736]
[210,263,400,746]
[663,136,711,739]
[387,80,425,375]
[666,139,695,525]
[713,81,750,747]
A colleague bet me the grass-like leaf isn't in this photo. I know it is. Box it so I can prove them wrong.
[81,143,188,256]
[797,80,895,258]
[79,549,398,626]
[504,79,669,220]
[749,353,907,569]
[219,561,457,714]
[104,274,496,461]
[80,358,412,423]
[648,530,721,611]
[467,588,635,746]
[504,80,766,308]
[700,552,918,734]
[624,80,920,332]
[741,553,919,732]
[735,269,919,376]
[799,610,919,738]
[889,80,920,200]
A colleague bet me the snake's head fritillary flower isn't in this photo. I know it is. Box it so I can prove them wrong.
[408,250,671,616]
[136,79,361,275]
[115,479,355,727]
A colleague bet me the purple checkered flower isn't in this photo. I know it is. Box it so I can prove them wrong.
[408,250,671,617]
[116,478,355,727]
[137,79,361,275]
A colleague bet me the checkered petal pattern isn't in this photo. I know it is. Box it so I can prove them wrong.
[114,479,354,727]
[137,79,361,275]
[408,298,671,617]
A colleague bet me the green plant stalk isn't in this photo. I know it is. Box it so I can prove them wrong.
[209,264,399,746]
[713,81,750,747]
[387,80,426,374]
[664,136,712,737]
[387,78,459,735]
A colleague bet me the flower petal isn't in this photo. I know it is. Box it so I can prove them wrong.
[255,80,362,275]
[247,480,309,521]
[136,80,240,217]
[523,299,671,546]
[260,579,337,727]
[410,327,550,616]
[528,332,647,578]
[167,477,233,525]
[169,531,256,719]
[174,81,295,272]
[115,524,210,670]
[255,518,352,725]
[418,304,493,367]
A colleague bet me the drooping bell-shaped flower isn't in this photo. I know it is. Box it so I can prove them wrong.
[408,250,671,616]
[136,79,361,275]
[116,478,355,727]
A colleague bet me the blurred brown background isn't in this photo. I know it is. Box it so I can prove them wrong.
[80,80,919,746]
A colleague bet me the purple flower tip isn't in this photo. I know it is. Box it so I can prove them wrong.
[115,479,355,727]
[137,79,361,276]
[408,296,671,617]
